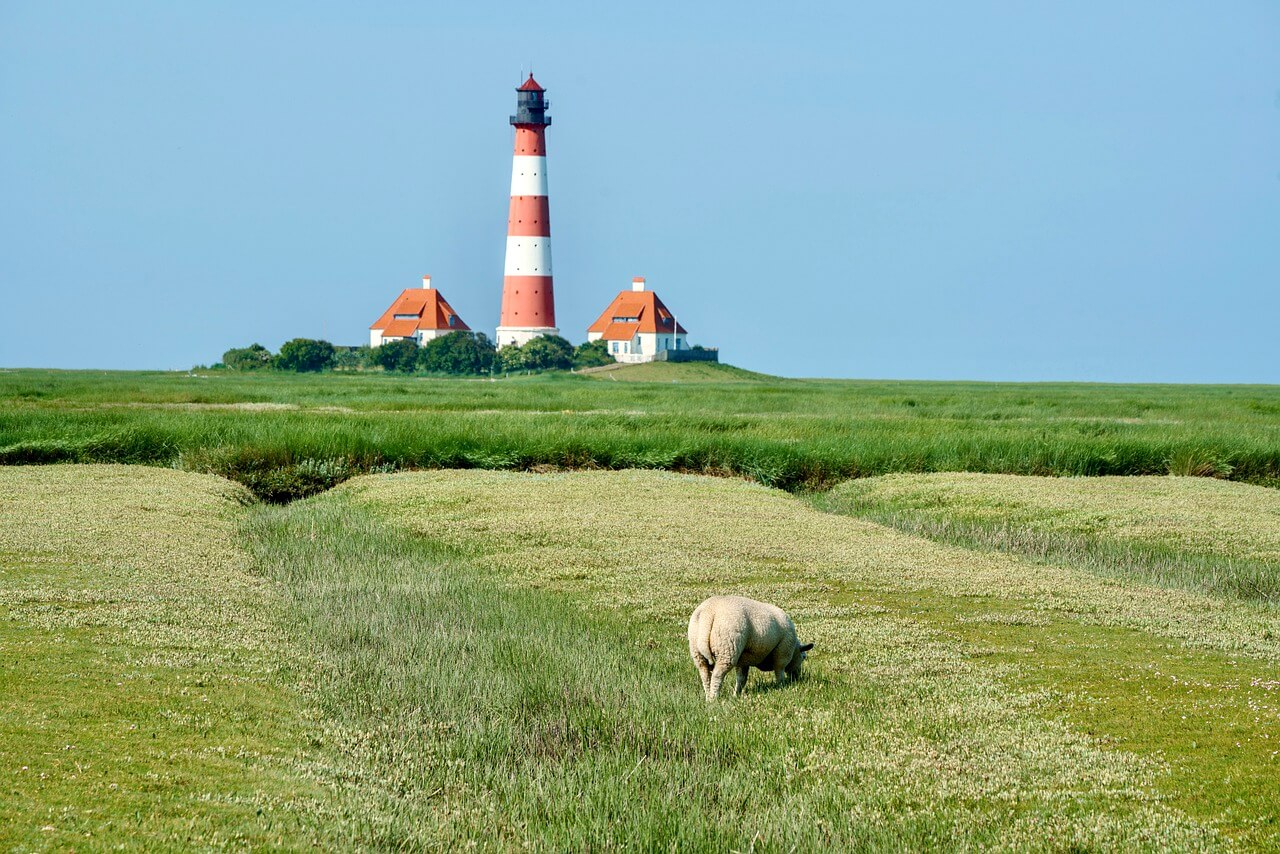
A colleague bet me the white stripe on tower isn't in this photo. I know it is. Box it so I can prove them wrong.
[509,156,549,196]
[503,237,553,275]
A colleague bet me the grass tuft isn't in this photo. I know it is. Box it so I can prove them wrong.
[1166,446,1236,478]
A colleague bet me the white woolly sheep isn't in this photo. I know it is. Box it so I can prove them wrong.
[687,595,813,700]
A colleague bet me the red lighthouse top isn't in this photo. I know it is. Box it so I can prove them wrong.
[517,74,544,92]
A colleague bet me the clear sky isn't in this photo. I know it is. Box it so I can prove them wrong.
[2,1,1278,381]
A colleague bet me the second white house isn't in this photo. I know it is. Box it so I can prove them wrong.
[585,278,688,363]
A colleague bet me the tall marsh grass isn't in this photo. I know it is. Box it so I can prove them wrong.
[2,369,1277,500]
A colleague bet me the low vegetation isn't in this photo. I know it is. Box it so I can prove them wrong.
[6,465,1280,848]
[819,473,1280,603]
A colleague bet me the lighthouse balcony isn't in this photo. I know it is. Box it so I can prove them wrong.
[510,113,552,126]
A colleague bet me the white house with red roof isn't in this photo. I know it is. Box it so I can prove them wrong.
[586,278,688,363]
[369,276,470,347]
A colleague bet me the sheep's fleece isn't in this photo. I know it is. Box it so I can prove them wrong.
[687,595,813,700]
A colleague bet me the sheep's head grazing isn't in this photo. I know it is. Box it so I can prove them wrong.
[786,642,815,680]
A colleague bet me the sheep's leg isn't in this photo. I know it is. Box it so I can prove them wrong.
[735,666,749,696]
[692,654,713,699]
[708,662,732,700]
[774,669,788,687]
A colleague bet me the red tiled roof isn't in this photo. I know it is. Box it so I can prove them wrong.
[600,322,640,342]
[518,74,544,92]
[587,288,686,335]
[370,287,471,334]
[380,319,420,338]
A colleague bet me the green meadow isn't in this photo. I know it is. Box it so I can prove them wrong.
[3,366,1280,849]
[2,367,1278,499]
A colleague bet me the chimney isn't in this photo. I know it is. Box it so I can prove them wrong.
[422,275,433,289]
[631,276,646,292]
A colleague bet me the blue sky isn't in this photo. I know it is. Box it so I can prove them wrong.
[2,1,1277,381]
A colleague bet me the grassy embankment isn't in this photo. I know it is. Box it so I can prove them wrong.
[6,465,1280,847]
[2,368,1278,500]
[818,473,1280,603]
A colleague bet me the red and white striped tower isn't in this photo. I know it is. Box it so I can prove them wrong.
[496,74,557,348]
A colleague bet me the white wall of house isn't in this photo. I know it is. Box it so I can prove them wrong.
[588,331,688,363]
[370,327,459,348]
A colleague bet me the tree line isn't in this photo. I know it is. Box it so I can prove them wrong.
[217,332,614,375]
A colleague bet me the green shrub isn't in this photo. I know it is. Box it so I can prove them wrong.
[222,343,273,371]
[572,339,614,369]
[275,338,336,373]
[333,346,375,371]
[373,340,420,373]
[419,332,497,375]
[500,335,574,372]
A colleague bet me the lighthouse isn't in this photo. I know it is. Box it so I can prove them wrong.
[496,75,558,348]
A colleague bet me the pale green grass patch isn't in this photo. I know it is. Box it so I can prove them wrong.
[822,473,1280,602]
[0,465,338,849]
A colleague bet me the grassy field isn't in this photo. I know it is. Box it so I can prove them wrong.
[5,464,1280,848]
[4,366,1280,848]
[2,367,1278,500]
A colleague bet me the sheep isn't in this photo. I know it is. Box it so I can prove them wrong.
[687,595,813,700]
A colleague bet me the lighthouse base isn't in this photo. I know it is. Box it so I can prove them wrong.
[496,326,560,349]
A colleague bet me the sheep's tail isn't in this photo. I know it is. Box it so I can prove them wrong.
[690,605,715,664]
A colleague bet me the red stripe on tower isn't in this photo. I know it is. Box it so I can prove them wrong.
[497,74,558,348]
